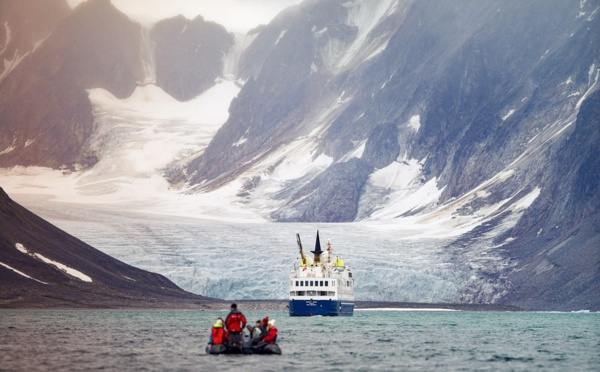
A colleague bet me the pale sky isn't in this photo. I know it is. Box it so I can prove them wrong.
[67,0,303,33]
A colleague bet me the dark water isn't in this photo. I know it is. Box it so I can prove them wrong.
[1,310,598,371]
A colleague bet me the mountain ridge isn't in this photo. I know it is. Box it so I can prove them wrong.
[0,187,214,308]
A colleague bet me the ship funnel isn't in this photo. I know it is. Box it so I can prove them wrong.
[311,230,323,264]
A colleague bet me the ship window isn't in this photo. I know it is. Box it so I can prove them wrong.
[325,281,329,287]
[310,281,313,286]
[320,280,323,286]
[319,291,328,296]
[349,273,352,278]
[305,280,308,286]
[290,291,295,296]
[298,291,305,296]
[295,281,299,286]
[307,290,316,296]
[328,291,335,296]
[300,281,303,287]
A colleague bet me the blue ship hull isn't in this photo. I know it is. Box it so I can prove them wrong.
[289,299,354,316]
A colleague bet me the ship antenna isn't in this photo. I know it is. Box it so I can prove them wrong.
[327,241,332,264]
[296,233,309,267]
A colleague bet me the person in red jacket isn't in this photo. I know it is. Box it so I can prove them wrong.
[225,303,247,348]
[262,319,278,344]
[210,318,229,345]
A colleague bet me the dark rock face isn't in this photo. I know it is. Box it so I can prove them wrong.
[0,0,70,80]
[185,0,599,224]
[186,0,354,186]
[0,0,142,169]
[274,158,372,222]
[362,123,400,169]
[151,15,234,101]
[0,187,207,308]
[498,90,600,311]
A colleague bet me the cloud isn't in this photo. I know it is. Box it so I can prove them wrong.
[67,0,303,33]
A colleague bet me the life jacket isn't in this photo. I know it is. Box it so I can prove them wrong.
[242,329,252,348]
[211,325,228,345]
[225,310,247,332]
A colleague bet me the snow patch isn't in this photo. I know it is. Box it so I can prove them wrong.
[366,157,443,221]
[559,76,574,86]
[576,64,599,109]
[275,30,287,44]
[0,22,11,55]
[269,144,333,183]
[15,243,93,282]
[501,109,515,121]
[232,136,248,147]
[510,187,541,212]
[0,261,48,285]
[1,35,47,82]
[408,115,421,132]
[0,139,16,155]
[351,141,366,159]
[370,159,423,191]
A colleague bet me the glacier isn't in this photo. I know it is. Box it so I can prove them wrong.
[1,70,525,301]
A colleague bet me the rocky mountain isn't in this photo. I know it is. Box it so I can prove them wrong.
[151,15,234,100]
[180,0,599,310]
[0,0,141,169]
[0,0,233,169]
[0,187,211,308]
[0,0,598,310]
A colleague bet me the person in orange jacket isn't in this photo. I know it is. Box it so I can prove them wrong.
[210,318,229,345]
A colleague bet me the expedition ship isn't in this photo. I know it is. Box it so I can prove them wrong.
[289,231,354,316]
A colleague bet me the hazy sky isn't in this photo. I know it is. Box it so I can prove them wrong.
[67,0,303,33]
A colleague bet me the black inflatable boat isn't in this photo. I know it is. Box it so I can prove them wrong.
[205,343,282,355]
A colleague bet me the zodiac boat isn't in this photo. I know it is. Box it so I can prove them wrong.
[289,231,354,316]
[205,343,282,355]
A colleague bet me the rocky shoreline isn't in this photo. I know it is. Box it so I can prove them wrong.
[1,298,524,312]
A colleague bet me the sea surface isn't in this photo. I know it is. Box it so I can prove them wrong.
[1,310,598,371]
